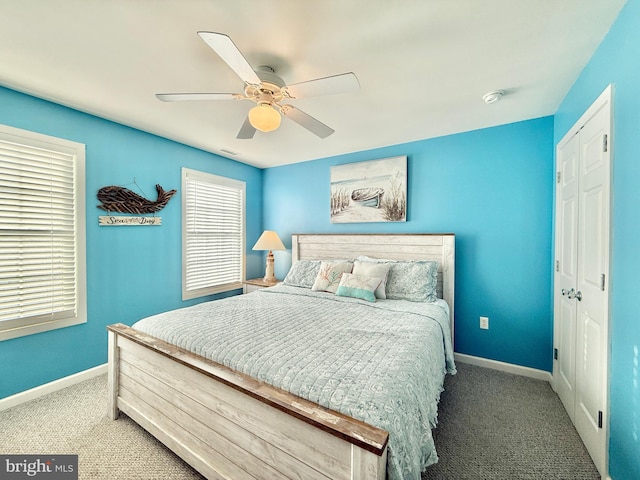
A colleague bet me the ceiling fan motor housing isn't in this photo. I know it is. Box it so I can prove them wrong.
[244,67,285,105]
[255,66,285,87]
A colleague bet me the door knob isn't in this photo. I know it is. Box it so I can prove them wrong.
[567,289,582,301]
[561,288,582,301]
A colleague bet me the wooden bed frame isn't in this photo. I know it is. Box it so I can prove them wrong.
[107,233,455,480]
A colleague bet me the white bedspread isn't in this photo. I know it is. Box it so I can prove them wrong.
[133,284,456,480]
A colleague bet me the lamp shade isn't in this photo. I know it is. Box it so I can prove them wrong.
[248,104,281,132]
[252,230,285,251]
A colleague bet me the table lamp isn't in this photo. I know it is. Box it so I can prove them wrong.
[252,230,286,283]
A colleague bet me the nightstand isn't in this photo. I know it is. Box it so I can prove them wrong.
[242,277,281,294]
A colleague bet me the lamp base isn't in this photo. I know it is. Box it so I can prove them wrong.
[262,250,278,284]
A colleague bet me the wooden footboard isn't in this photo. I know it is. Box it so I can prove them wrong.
[107,323,388,480]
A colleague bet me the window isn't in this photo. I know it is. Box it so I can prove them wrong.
[182,168,245,300]
[0,124,86,341]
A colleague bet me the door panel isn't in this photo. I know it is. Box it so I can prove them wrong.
[554,132,579,420]
[580,312,601,422]
[574,101,609,474]
[582,188,603,286]
[558,299,576,417]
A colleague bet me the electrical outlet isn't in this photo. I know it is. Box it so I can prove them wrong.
[480,316,489,330]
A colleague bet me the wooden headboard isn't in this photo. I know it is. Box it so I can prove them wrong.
[291,233,455,342]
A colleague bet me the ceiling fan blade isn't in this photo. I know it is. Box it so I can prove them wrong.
[280,105,334,138]
[236,116,256,139]
[156,93,240,102]
[197,32,261,86]
[283,72,360,99]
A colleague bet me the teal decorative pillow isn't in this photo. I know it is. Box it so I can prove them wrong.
[352,260,392,299]
[311,261,353,293]
[282,260,321,288]
[335,273,382,302]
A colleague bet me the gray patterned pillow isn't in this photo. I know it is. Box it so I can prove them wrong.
[357,256,439,302]
[282,260,321,288]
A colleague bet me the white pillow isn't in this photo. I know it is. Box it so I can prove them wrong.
[335,273,382,302]
[311,261,353,293]
[352,260,391,299]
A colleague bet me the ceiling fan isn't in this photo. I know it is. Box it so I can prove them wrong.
[156,32,360,139]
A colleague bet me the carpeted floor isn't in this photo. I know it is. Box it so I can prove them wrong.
[424,363,600,479]
[0,362,599,479]
[1,374,203,479]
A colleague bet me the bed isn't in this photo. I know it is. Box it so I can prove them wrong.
[107,233,455,480]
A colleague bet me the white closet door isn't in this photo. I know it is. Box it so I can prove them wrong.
[554,131,579,421]
[574,100,610,474]
[553,85,611,477]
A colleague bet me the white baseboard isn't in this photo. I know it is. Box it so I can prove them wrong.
[0,363,107,412]
[454,353,553,382]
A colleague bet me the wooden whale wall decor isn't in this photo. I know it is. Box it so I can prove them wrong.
[97,184,176,214]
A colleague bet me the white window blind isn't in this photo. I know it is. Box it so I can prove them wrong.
[182,168,245,300]
[0,125,86,341]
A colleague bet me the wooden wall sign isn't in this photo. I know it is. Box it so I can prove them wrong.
[96,182,175,226]
[99,216,162,226]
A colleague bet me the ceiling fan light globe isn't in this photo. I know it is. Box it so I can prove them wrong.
[248,104,281,132]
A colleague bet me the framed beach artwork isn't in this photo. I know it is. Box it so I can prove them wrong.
[330,156,407,223]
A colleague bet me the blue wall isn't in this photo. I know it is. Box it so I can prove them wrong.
[555,0,640,477]
[0,86,264,399]
[3,5,636,474]
[264,117,555,371]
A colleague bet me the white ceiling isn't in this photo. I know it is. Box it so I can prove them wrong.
[0,1,626,169]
